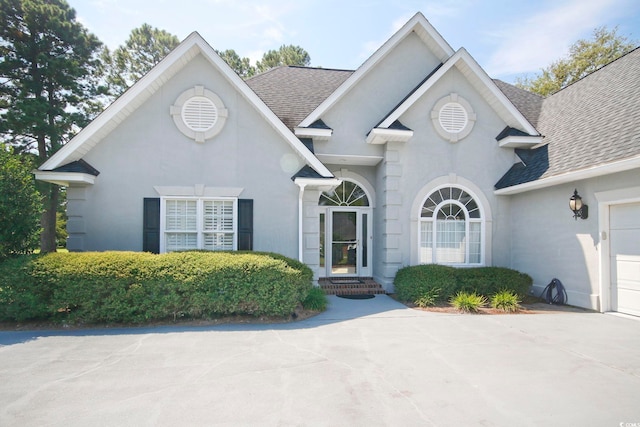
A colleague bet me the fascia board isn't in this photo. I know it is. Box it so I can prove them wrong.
[294,177,342,191]
[294,127,333,139]
[34,171,96,186]
[498,135,544,148]
[299,13,454,128]
[365,128,414,145]
[494,155,640,195]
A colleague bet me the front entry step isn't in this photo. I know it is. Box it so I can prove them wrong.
[319,277,386,295]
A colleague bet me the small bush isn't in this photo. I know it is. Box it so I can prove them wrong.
[414,288,440,307]
[394,264,456,303]
[394,265,532,305]
[0,251,313,324]
[491,290,521,312]
[450,291,487,313]
[302,287,327,311]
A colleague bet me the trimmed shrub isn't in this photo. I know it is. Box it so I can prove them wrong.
[394,265,532,304]
[450,291,487,313]
[0,251,313,324]
[394,264,456,303]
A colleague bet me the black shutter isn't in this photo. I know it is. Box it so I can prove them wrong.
[238,199,253,251]
[143,198,160,253]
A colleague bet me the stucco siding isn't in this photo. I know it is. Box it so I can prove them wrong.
[68,54,302,258]
[509,169,640,310]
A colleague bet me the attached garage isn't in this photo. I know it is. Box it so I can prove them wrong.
[609,202,640,316]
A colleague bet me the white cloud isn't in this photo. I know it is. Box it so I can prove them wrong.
[485,0,629,76]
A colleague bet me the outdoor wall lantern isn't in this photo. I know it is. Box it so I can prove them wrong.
[569,189,588,220]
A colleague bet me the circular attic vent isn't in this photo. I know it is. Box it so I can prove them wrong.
[182,96,218,132]
[431,93,476,143]
[171,86,228,143]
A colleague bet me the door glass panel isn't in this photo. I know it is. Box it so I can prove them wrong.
[319,213,325,268]
[362,213,368,268]
[331,211,357,275]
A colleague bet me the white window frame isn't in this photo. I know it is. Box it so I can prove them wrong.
[160,197,238,253]
[418,185,485,266]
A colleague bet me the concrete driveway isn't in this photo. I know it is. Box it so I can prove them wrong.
[1,295,639,426]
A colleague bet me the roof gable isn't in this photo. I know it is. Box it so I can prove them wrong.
[40,33,333,178]
[375,48,538,135]
[298,12,455,128]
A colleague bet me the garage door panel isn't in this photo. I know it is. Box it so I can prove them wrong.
[610,202,640,316]
[609,229,640,255]
[610,203,640,229]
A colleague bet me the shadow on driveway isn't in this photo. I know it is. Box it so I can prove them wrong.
[0,295,415,346]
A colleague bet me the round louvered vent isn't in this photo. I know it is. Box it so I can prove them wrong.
[438,102,468,133]
[182,96,218,131]
[171,86,228,143]
[431,93,476,143]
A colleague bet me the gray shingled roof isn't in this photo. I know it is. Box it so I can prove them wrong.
[496,47,640,189]
[493,80,543,128]
[246,66,353,130]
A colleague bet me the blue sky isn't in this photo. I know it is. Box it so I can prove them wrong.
[69,0,640,83]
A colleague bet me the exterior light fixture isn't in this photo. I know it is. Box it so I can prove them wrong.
[569,189,588,220]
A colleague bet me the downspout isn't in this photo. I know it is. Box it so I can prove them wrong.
[297,182,306,262]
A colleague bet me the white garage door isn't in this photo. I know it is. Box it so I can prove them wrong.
[610,202,640,316]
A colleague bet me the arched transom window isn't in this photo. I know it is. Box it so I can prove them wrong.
[319,180,369,206]
[419,186,483,265]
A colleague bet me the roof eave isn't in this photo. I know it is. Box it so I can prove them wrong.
[365,128,414,145]
[498,135,544,149]
[294,127,333,141]
[34,171,96,186]
[494,154,640,195]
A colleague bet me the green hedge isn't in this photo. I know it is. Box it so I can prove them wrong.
[0,251,313,324]
[394,264,532,303]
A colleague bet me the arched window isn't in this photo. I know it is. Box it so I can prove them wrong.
[319,180,369,206]
[419,186,482,265]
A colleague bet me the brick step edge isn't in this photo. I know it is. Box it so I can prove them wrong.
[319,285,386,296]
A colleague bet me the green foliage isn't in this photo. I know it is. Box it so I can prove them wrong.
[0,145,42,258]
[0,251,313,324]
[217,49,255,78]
[491,290,521,313]
[302,287,327,312]
[394,264,457,303]
[394,265,532,304]
[450,292,487,313]
[101,23,180,97]
[516,26,636,96]
[256,44,311,73]
[414,288,440,308]
[0,0,103,252]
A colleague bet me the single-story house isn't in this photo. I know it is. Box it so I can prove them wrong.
[36,13,640,315]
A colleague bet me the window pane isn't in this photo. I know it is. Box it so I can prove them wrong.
[319,213,325,268]
[362,214,368,268]
[319,181,369,206]
[166,200,197,231]
[436,220,465,263]
[420,221,433,263]
[166,233,197,251]
[469,222,481,263]
[203,233,234,251]
[203,200,234,231]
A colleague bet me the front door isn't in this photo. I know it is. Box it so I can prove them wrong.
[321,208,371,277]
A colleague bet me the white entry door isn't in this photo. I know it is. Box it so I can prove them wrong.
[320,208,372,277]
[610,202,640,316]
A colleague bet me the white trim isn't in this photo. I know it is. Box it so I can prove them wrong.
[39,32,333,178]
[495,154,640,195]
[316,153,384,166]
[154,185,243,197]
[33,171,96,186]
[365,128,414,145]
[294,127,333,140]
[294,177,342,191]
[330,170,376,209]
[498,135,544,148]
[410,175,493,266]
[379,49,537,135]
[159,196,237,253]
[299,12,454,128]
[594,186,640,313]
